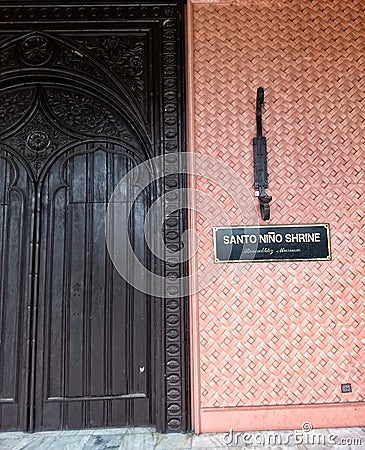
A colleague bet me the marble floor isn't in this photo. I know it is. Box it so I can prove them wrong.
[0,426,364,449]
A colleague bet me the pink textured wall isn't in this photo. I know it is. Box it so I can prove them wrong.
[187,0,365,432]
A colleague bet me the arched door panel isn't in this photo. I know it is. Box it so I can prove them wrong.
[34,144,150,430]
[0,154,33,431]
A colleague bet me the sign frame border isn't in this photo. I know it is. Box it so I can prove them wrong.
[213,223,332,263]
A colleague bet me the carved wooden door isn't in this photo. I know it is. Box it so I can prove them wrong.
[0,2,189,433]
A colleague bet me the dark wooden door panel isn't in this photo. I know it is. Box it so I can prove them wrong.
[35,145,149,430]
[0,1,189,433]
[0,155,33,431]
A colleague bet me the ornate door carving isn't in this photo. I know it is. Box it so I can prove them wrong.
[0,2,189,433]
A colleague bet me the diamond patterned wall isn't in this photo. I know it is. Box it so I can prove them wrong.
[190,0,365,409]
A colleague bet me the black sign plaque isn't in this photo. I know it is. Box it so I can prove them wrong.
[213,224,331,263]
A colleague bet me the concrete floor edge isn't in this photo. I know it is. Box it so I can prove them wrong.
[0,426,365,449]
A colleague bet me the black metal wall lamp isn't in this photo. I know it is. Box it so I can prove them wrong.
[253,87,272,220]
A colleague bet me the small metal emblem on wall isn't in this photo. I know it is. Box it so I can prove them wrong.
[213,224,331,263]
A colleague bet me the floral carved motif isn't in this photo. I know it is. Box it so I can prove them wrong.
[20,35,53,66]
[5,112,72,175]
[0,47,17,68]
[26,131,51,152]
[55,46,114,90]
[46,89,137,147]
[0,89,36,134]
[72,36,146,107]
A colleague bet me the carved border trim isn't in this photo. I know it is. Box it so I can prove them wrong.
[162,12,184,431]
[0,4,177,23]
[161,4,190,433]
